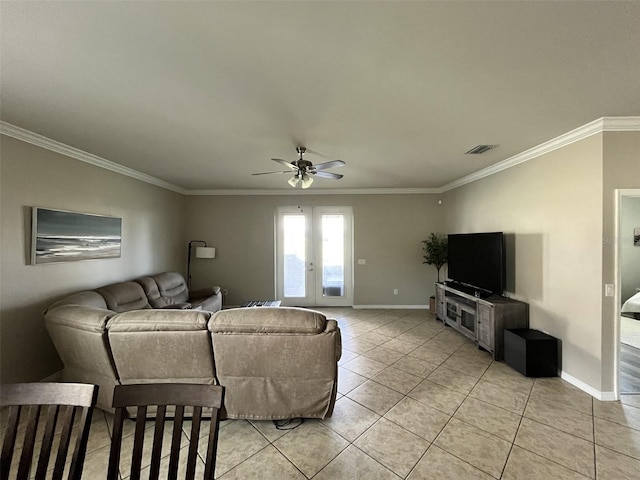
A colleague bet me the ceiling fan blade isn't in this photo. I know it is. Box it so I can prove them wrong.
[271,158,296,170]
[251,171,293,175]
[312,160,345,171]
[311,171,344,180]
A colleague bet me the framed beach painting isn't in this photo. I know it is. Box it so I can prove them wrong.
[31,207,122,264]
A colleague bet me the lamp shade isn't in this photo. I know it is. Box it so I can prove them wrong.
[195,246,215,259]
[301,173,314,189]
[288,176,300,187]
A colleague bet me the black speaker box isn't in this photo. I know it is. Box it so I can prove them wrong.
[504,329,558,377]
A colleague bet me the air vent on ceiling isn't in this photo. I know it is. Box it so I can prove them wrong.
[465,144,498,154]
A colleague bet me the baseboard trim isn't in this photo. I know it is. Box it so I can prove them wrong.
[560,370,617,401]
[353,305,429,310]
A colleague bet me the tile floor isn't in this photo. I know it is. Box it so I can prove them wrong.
[11,308,640,479]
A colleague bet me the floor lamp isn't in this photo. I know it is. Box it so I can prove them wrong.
[187,240,215,290]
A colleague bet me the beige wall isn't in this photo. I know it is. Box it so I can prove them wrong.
[442,134,605,391]
[0,136,186,383]
[601,131,640,392]
[184,194,444,307]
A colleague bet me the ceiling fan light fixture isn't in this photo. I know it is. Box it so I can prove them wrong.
[288,176,300,187]
[301,173,313,189]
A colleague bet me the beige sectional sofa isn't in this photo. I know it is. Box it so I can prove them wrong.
[44,274,341,420]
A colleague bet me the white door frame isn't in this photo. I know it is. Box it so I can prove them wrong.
[614,188,640,398]
[275,206,353,306]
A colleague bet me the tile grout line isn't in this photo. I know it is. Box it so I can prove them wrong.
[407,326,592,478]
[428,341,506,479]
[332,315,464,478]
[513,380,599,480]
[499,376,535,479]
[319,311,636,478]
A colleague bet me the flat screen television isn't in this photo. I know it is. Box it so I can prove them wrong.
[447,232,505,296]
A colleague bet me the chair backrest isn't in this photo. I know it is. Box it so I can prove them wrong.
[151,272,190,305]
[96,282,152,313]
[0,382,98,480]
[107,383,223,480]
[134,276,166,308]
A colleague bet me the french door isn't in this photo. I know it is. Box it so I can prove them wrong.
[276,206,353,306]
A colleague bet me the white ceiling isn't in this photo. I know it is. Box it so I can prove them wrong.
[1,1,639,192]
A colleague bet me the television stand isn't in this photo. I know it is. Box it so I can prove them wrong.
[435,283,529,360]
[443,281,492,299]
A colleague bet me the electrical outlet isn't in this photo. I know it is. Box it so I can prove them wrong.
[357,258,366,265]
[393,289,398,295]
[605,284,614,297]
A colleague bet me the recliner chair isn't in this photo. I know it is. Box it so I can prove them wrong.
[136,272,222,312]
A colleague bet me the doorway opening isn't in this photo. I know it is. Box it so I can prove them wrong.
[616,189,640,395]
[276,206,353,307]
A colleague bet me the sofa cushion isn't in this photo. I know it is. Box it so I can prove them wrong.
[134,276,165,308]
[106,309,215,389]
[209,309,339,420]
[96,281,151,313]
[151,272,190,305]
[107,309,211,332]
[209,307,326,334]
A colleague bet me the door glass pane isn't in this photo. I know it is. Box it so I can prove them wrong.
[321,215,344,297]
[283,214,306,297]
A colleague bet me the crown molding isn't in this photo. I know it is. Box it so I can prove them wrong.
[600,116,640,131]
[187,187,441,196]
[0,122,440,196]
[3,117,638,196]
[440,116,640,192]
[0,122,188,195]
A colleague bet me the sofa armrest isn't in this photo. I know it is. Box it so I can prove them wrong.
[208,307,326,334]
[189,286,221,299]
[46,291,109,311]
[45,305,116,333]
[331,320,342,362]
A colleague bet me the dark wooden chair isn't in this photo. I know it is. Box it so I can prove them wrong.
[0,382,98,480]
[107,383,224,480]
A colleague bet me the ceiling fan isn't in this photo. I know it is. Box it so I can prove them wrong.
[252,147,345,189]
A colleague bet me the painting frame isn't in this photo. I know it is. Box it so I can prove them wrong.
[31,207,122,264]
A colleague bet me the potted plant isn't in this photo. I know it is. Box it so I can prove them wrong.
[422,233,448,312]
[422,233,448,282]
